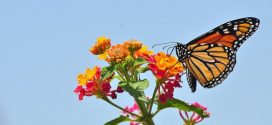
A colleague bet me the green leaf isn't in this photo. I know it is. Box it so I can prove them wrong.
[119,81,142,97]
[157,98,209,118]
[119,81,147,101]
[130,79,149,90]
[114,75,123,81]
[136,66,149,73]
[104,115,130,125]
[190,104,210,118]
[138,96,149,102]
[133,58,147,66]
[157,98,191,111]
[101,65,115,81]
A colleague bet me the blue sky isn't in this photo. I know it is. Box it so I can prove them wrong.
[0,0,271,125]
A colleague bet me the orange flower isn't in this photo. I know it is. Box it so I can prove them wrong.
[143,52,184,102]
[154,52,174,70]
[124,39,143,52]
[154,52,184,77]
[89,36,111,55]
[106,44,130,63]
[145,52,184,79]
[134,45,153,58]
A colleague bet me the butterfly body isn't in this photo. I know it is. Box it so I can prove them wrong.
[174,17,260,92]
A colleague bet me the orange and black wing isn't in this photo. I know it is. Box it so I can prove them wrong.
[184,17,259,92]
[185,44,236,92]
[187,17,259,51]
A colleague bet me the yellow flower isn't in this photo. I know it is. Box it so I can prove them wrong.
[77,66,100,86]
[89,36,111,55]
[85,67,99,81]
[77,73,87,86]
[106,44,130,63]
[124,39,143,52]
[134,45,153,58]
[98,52,108,60]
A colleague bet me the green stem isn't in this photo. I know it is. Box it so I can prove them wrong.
[141,117,155,125]
[120,66,131,82]
[148,81,159,115]
[116,68,127,82]
[152,110,160,117]
[129,63,135,82]
[132,66,137,82]
[124,71,131,82]
[134,98,148,115]
[184,121,196,125]
[134,98,155,125]
[103,97,140,117]
[131,60,139,83]
[116,59,155,124]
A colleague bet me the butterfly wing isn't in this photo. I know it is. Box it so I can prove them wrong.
[185,43,236,89]
[183,17,259,91]
[187,17,259,51]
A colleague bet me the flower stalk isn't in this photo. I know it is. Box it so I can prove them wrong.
[103,97,140,117]
[148,81,159,115]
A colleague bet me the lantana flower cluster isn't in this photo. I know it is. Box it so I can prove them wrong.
[74,36,210,125]
[142,52,184,103]
[74,66,124,100]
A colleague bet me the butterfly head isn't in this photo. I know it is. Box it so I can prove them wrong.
[152,42,187,62]
[175,43,187,62]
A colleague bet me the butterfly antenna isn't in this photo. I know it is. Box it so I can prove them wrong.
[152,42,178,48]
[167,46,176,56]
[162,44,176,49]
[166,47,174,55]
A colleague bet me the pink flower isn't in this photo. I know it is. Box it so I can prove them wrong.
[121,102,141,125]
[192,102,207,111]
[116,86,124,93]
[74,66,123,101]
[158,73,183,103]
[130,121,140,125]
[122,103,140,116]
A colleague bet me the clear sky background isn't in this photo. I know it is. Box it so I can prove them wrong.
[0,0,271,125]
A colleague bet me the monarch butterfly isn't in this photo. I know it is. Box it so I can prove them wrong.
[162,17,260,92]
